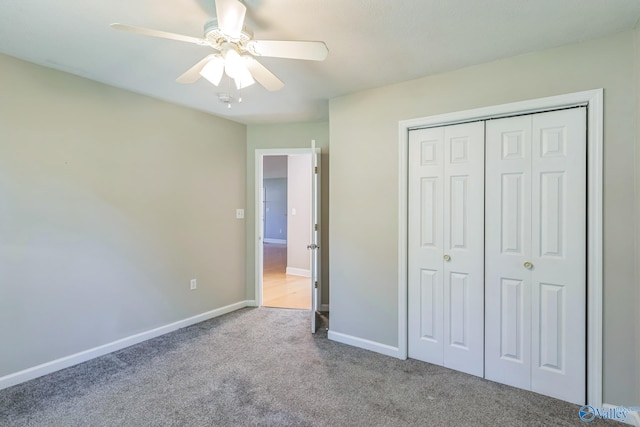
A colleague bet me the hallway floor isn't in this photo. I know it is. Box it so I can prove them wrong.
[262,243,310,309]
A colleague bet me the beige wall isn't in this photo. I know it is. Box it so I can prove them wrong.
[246,122,329,305]
[0,54,247,377]
[329,31,638,405]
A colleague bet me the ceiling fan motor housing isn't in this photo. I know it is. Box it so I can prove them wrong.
[204,18,252,46]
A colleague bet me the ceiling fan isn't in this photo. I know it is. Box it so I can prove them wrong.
[111,0,328,92]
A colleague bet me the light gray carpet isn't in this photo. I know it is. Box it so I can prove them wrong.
[0,308,618,426]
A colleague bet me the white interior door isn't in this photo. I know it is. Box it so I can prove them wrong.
[485,108,586,405]
[309,140,321,333]
[408,122,485,376]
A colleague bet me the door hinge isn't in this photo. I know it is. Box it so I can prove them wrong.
[314,281,318,289]
[314,224,318,231]
[314,166,318,174]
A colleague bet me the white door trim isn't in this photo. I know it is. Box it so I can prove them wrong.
[397,89,603,406]
[254,148,317,307]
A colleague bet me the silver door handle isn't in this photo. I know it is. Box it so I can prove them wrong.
[307,243,319,250]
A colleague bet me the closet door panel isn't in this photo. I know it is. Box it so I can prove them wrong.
[442,122,485,377]
[531,109,586,405]
[485,116,532,390]
[409,122,484,374]
[408,127,445,365]
[486,108,586,405]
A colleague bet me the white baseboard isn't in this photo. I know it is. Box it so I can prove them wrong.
[286,267,311,277]
[328,330,402,359]
[264,238,286,244]
[0,300,254,391]
[319,304,329,312]
[602,403,640,426]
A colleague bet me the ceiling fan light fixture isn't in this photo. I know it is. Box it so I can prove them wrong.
[199,55,225,86]
[223,47,244,79]
[203,18,252,45]
[234,63,255,89]
[112,0,327,96]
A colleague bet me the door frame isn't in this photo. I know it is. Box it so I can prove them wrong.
[397,89,603,406]
[255,148,318,308]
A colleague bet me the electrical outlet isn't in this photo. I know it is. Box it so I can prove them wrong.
[190,279,197,290]
[236,209,245,219]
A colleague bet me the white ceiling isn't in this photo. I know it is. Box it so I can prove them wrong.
[1,0,639,124]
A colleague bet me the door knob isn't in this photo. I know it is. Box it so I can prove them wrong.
[524,261,533,269]
[444,254,451,262]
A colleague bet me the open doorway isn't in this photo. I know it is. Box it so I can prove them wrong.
[261,154,312,309]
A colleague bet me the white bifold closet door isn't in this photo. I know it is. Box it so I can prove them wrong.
[408,121,485,377]
[484,108,586,405]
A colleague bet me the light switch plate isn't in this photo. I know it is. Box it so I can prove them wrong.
[236,209,245,219]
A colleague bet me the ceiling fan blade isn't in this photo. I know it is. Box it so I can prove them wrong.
[247,40,328,61]
[245,57,284,91]
[110,23,210,46]
[176,55,218,84]
[215,0,247,39]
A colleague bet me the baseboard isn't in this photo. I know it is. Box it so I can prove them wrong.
[286,267,311,277]
[328,330,402,359]
[0,300,254,391]
[264,238,286,244]
[319,304,329,312]
[602,403,640,426]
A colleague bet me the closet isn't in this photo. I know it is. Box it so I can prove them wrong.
[407,107,586,405]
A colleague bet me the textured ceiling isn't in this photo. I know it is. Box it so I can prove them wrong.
[1,0,639,124]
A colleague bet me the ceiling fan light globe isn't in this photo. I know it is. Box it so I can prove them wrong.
[223,48,244,79]
[200,56,224,86]
[234,66,255,90]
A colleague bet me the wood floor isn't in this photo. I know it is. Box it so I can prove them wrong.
[263,243,311,309]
